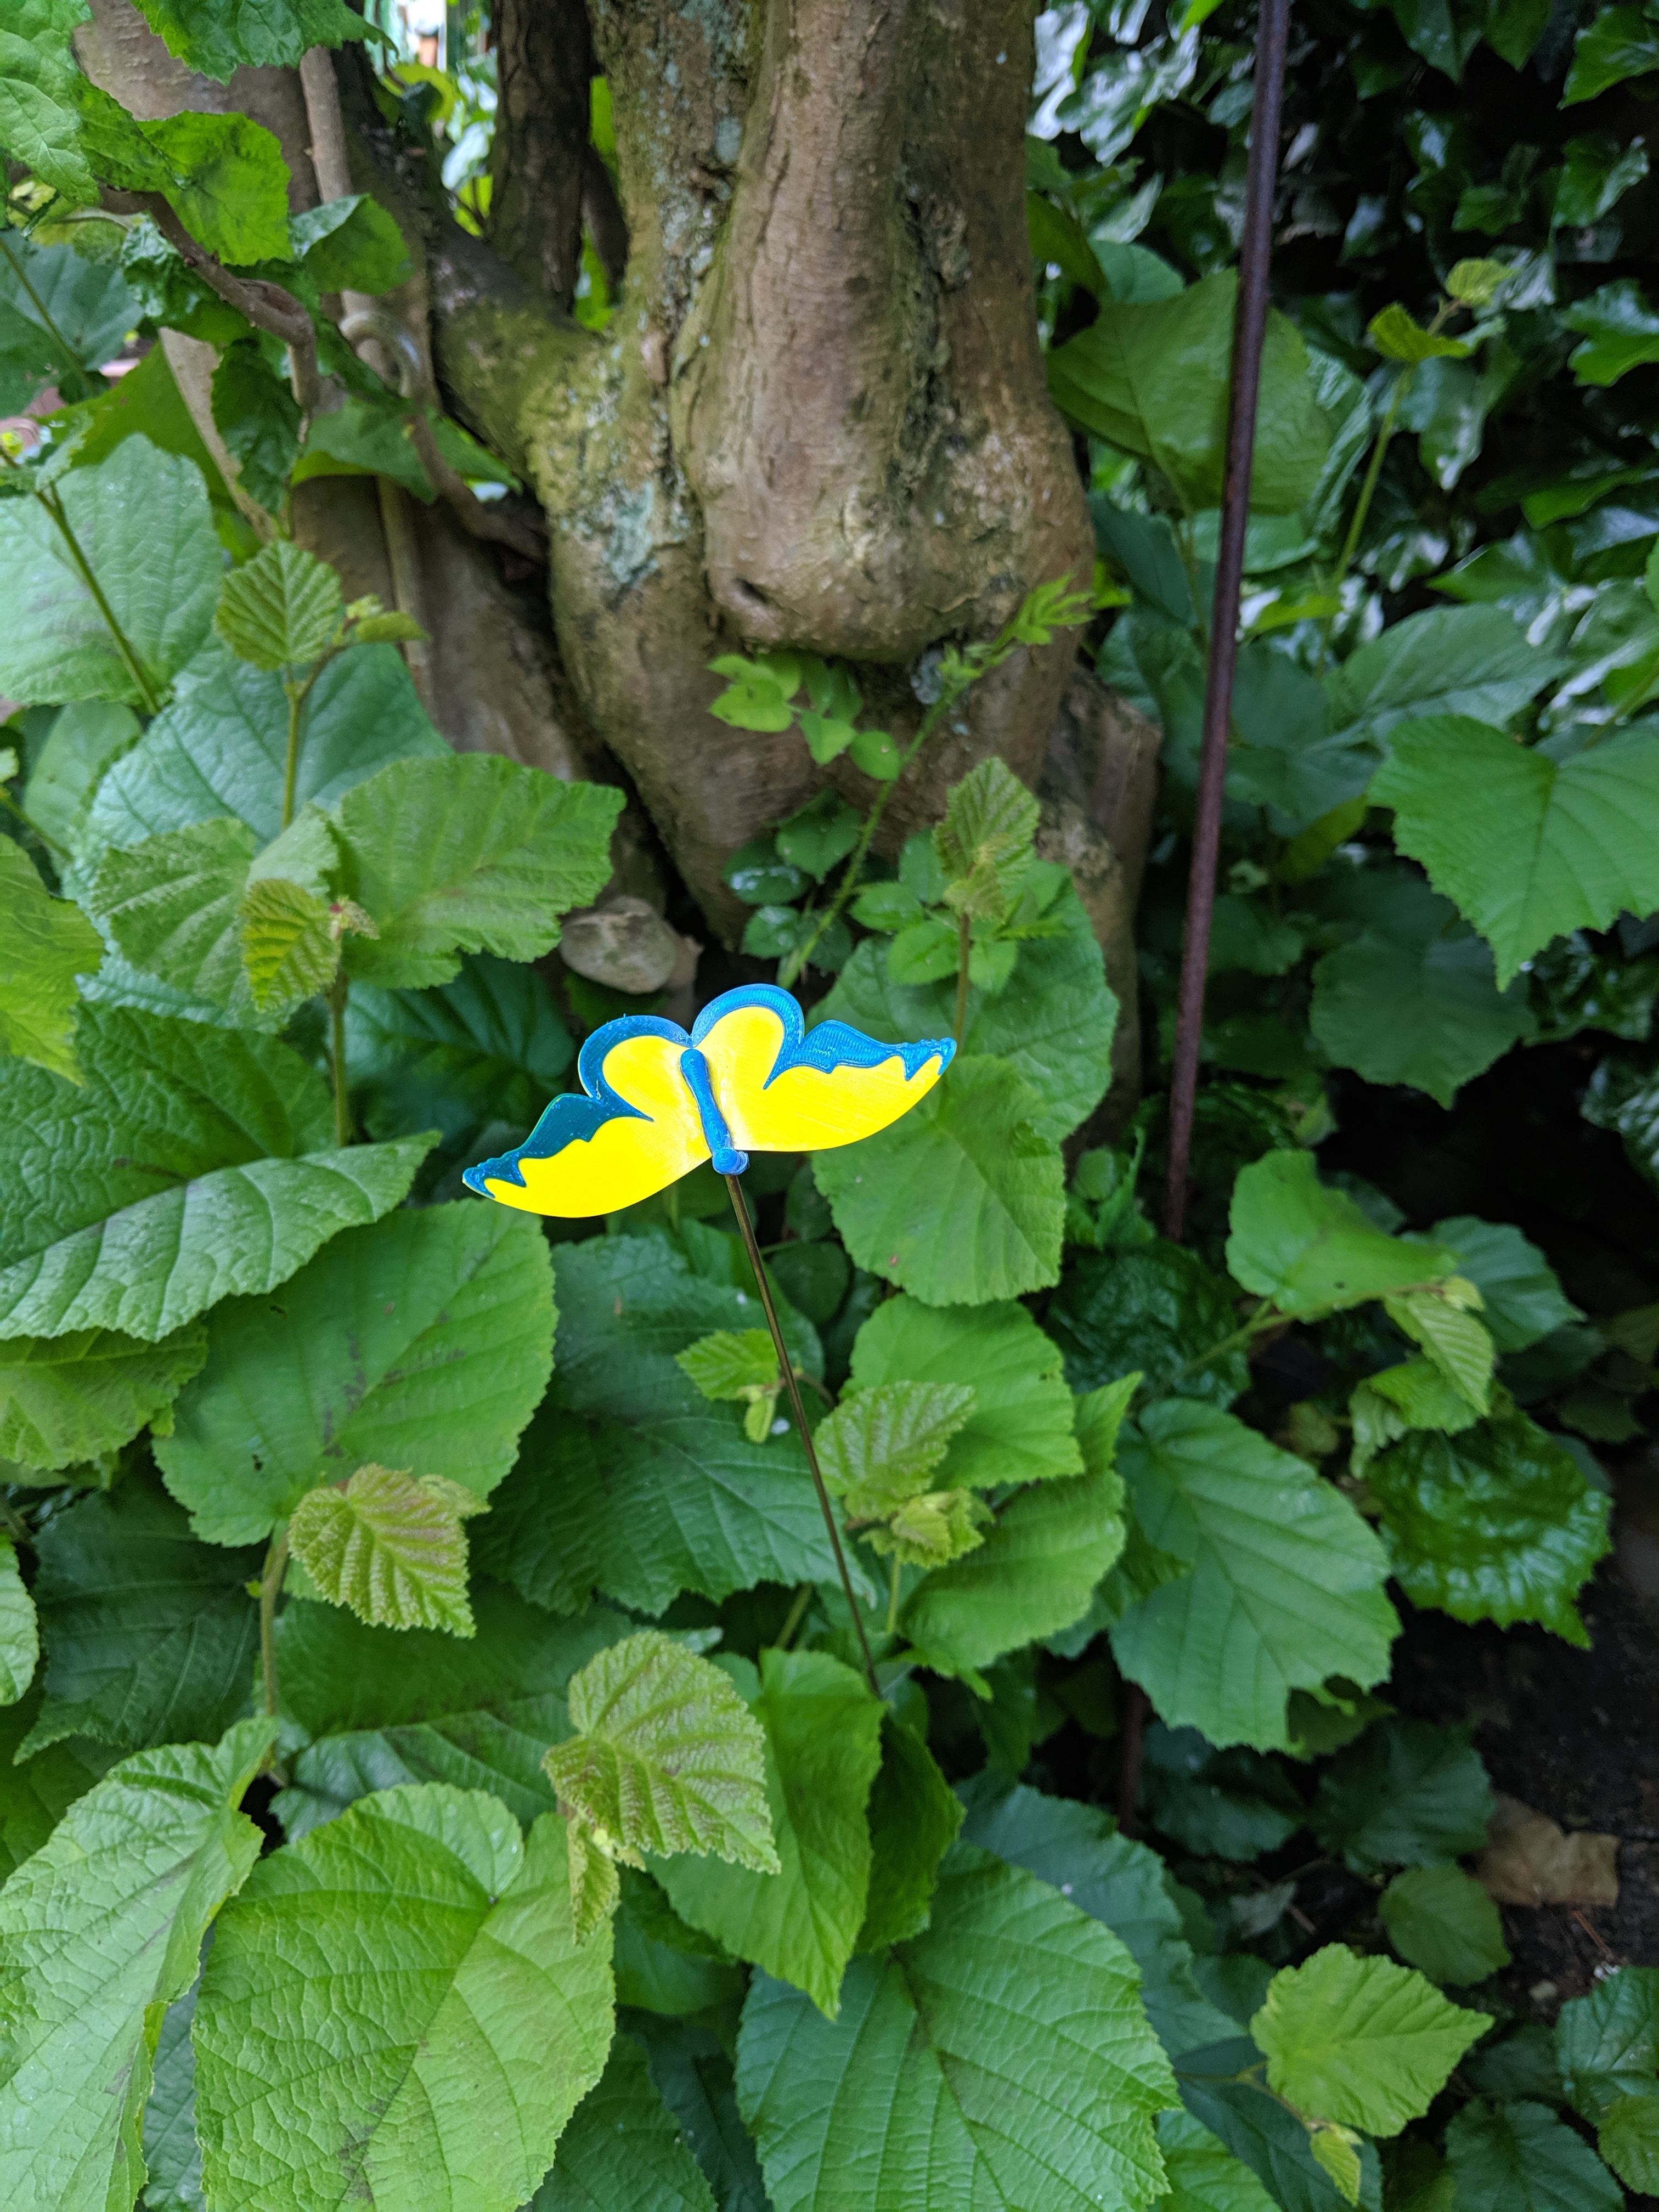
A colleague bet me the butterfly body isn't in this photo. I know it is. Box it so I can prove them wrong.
[464,983,954,1217]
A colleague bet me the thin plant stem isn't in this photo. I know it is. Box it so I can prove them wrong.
[281,681,305,832]
[776,1582,814,1650]
[778,686,963,989]
[725,1172,881,1695]
[0,232,86,386]
[258,1530,291,1777]
[0,1496,32,1547]
[952,911,972,1047]
[328,970,352,1147]
[885,1553,903,1639]
[35,481,162,716]
[0,781,69,860]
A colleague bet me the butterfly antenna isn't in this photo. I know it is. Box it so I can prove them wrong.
[723,1173,882,1697]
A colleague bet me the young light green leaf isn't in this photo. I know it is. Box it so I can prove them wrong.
[193,1785,616,2212]
[736,1843,1177,2211]
[213,538,343,670]
[23,1472,261,1759]
[1556,1965,1659,2185]
[287,1463,485,1639]
[1253,1947,1490,2136]
[155,1202,552,1544]
[532,2030,716,2211]
[1380,1864,1512,1985]
[1367,1412,1611,1644]
[129,0,373,81]
[0,840,102,1084]
[1351,1359,1482,1475]
[0,437,218,708]
[1368,303,1473,363]
[1110,1402,1397,1750]
[238,872,338,1008]
[1384,1283,1494,1410]
[814,1054,1065,1304]
[1227,1152,1459,1314]
[707,651,801,732]
[548,1630,778,1880]
[1313,1717,1493,1877]
[658,1649,882,2019]
[1372,717,1659,985]
[0,1540,37,1706]
[856,1715,963,1954]
[1444,2098,1624,2211]
[870,1484,992,1566]
[0,1321,206,1470]
[847,1293,1082,1487]
[0,1717,274,2212]
[334,754,623,987]
[676,1329,782,1401]
[0,1005,431,1341]
[934,755,1039,919]
[816,1379,977,1515]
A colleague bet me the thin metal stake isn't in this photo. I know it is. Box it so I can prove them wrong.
[724,1174,881,1696]
[1162,0,1293,1245]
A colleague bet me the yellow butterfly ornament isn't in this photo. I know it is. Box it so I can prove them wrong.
[463,983,953,1217]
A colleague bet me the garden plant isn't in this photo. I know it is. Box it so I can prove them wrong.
[0,0,1657,2208]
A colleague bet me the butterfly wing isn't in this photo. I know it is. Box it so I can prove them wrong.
[692,984,953,1155]
[464,1020,707,1216]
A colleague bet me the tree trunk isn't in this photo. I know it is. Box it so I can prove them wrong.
[83,0,1159,1106]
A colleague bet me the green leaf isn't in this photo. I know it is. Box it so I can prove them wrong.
[846,1290,1083,1488]
[1312,1717,1494,1876]
[0,1691,116,1883]
[934,755,1039,918]
[820,876,1116,1142]
[1154,2108,1280,2211]
[289,191,410,294]
[130,0,371,79]
[1443,2099,1624,2211]
[1384,1285,1494,1411]
[287,1462,484,1638]
[1048,1241,1251,1409]
[1253,1947,1489,2135]
[856,1714,963,1953]
[0,1006,430,1340]
[736,1842,1177,2211]
[1563,5,1659,104]
[238,872,336,1009]
[1555,131,1650,227]
[1227,1152,1458,1315]
[1371,718,1659,986]
[23,1472,261,1758]
[0,839,101,1081]
[1110,1402,1397,1751]
[957,1773,1238,2062]
[677,1329,783,1401]
[1379,1865,1511,1985]
[1141,1725,1307,1863]
[193,1785,616,2212]
[631,2013,771,2210]
[476,1235,856,1616]
[0,1,98,202]
[902,1391,1131,1677]
[0,1540,36,1707]
[0,1321,205,1469]
[334,754,623,988]
[82,103,292,266]
[0,436,217,708]
[88,815,273,1023]
[209,338,300,515]
[1596,2095,1659,2195]
[1429,1217,1581,1353]
[155,1201,552,1545]
[81,639,446,861]
[1326,607,1547,751]
[533,2031,717,2211]
[1309,884,1534,1108]
[20,699,139,855]
[270,1582,625,1838]
[214,538,342,669]
[547,1630,778,1883]
[140,1971,204,2211]
[707,652,800,732]
[658,1649,883,2019]
[0,1717,274,2212]
[1048,272,1330,515]
[814,1056,1065,1304]
[1368,304,1472,365]
[817,1380,976,1516]
[1556,1967,1659,2143]
[1367,1411,1611,1644]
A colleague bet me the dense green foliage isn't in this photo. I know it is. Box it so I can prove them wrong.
[0,0,1655,2207]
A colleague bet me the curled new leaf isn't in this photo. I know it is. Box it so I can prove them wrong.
[816,1378,977,1518]
[287,1462,486,1638]
[215,538,345,672]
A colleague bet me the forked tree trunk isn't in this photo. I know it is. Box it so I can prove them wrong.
[80,0,1159,1118]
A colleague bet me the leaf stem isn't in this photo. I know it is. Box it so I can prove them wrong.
[258,1530,291,1776]
[885,1553,903,1638]
[952,911,972,1048]
[0,781,69,861]
[0,231,89,387]
[725,1172,881,1696]
[776,1582,814,1650]
[328,969,352,1147]
[778,684,963,989]
[37,483,163,715]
